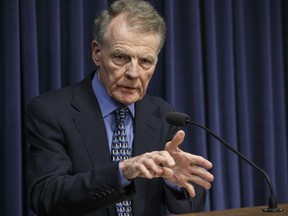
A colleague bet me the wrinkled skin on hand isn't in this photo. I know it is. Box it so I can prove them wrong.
[119,130,214,197]
[164,130,214,197]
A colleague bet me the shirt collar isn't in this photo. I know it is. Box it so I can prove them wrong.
[92,71,135,118]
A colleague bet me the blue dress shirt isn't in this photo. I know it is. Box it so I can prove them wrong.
[92,72,135,151]
[92,72,134,186]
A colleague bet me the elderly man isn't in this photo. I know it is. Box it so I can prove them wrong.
[26,0,214,215]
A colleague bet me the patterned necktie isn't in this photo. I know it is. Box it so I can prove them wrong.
[111,106,133,216]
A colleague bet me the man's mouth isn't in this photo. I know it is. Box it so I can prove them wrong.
[119,86,137,93]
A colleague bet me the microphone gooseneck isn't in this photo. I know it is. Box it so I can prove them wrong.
[166,111,284,213]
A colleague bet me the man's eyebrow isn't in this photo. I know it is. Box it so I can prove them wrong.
[112,49,127,54]
[141,55,157,61]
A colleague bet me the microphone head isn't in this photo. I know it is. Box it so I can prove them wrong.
[166,112,191,127]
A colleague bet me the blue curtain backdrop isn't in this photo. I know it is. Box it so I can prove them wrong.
[1,0,288,215]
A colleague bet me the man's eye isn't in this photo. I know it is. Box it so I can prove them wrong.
[115,55,124,60]
[139,59,153,69]
[113,55,129,65]
[114,55,128,61]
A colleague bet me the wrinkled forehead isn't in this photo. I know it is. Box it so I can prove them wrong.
[104,13,161,51]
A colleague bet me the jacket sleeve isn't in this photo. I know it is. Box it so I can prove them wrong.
[163,181,206,214]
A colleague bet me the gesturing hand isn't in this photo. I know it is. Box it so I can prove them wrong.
[164,130,214,197]
[119,150,176,180]
[119,130,214,198]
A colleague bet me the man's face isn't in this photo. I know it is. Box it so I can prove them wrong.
[92,14,159,105]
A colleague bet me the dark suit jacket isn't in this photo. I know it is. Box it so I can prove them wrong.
[26,72,206,216]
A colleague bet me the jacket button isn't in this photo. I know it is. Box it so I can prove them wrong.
[105,189,112,195]
[93,193,102,200]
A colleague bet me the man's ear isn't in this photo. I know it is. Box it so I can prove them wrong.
[92,40,101,66]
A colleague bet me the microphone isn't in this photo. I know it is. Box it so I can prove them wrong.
[166,111,284,212]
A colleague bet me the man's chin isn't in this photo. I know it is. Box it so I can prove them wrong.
[114,95,142,105]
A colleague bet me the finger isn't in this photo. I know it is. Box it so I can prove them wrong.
[139,152,175,178]
[138,164,156,179]
[188,165,214,183]
[159,167,174,178]
[183,182,196,197]
[187,173,213,190]
[165,130,185,152]
[120,151,177,179]
[186,154,213,170]
[142,158,164,176]
[120,156,162,179]
[144,151,175,167]
[171,164,213,190]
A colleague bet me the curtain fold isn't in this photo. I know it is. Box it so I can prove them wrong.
[0,0,23,215]
[1,0,287,215]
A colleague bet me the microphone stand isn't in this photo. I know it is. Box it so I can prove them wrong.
[166,111,284,212]
[185,119,283,212]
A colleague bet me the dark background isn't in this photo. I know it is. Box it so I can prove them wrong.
[0,0,288,215]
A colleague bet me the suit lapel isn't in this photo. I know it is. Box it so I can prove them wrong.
[71,73,111,168]
[133,97,163,155]
[132,97,163,216]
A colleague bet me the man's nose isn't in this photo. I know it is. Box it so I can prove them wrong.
[125,60,140,79]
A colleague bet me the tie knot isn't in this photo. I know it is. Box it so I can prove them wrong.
[114,106,128,123]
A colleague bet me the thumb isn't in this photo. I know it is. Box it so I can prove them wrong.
[165,130,185,152]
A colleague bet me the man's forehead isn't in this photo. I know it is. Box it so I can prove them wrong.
[104,14,160,52]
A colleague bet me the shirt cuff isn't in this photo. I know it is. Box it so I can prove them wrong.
[164,179,182,192]
[118,162,131,188]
